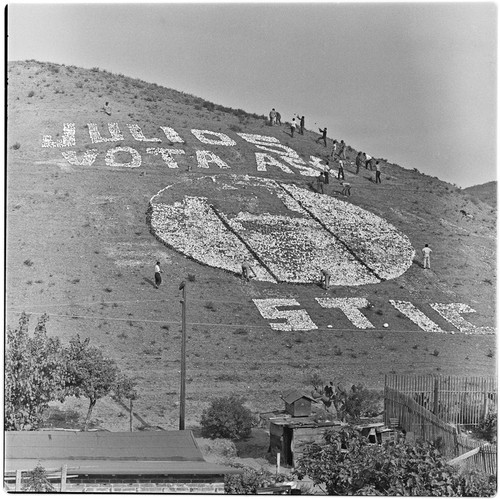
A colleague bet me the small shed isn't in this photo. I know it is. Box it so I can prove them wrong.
[282,389,316,417]
[269,415,344,467]
[4,430,239,493]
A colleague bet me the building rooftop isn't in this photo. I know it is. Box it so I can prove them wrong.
[5,430,239,476]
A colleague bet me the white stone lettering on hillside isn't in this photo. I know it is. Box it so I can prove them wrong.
[429,303,494,334]
[105,146,142,168]
[253,298,318,331]
[237,133,300,158]
[88,123,124,144]
[160,127,185,143]
[61,150,99,166]
[195,150,230,169]
[127,124,161,142]
[389,300,444,332]
[255,153,294,173]
[309,156,328,171]
[316,297,375,329]
[281,156,319,176]
[191,129,236,146]
[42,123,76,148]
[146,148,185,168]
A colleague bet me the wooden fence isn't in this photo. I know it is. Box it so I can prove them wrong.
[384,385,497,475]
[385,374,496,427]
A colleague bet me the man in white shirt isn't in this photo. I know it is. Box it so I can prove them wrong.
[422,244,432,269]
[154,261,163,288]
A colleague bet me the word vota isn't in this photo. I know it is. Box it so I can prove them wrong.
[42,124,326,176]
[252,298,494,334]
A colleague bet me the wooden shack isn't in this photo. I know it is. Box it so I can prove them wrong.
[269,415,343,467]
[282,389,316,418]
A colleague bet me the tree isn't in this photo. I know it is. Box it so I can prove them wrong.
[200,395,255,440]
[295,427,496,496]
[113,374,138,432]
[5,313,66,430]
[22,463,54,492]
[64,335,119,431]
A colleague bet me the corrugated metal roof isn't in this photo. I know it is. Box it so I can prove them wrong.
[5,431,239,476]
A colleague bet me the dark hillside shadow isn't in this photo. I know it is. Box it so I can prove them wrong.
[412,259,424,268]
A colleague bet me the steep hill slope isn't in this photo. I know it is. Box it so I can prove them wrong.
[463,181,497,208]
[6,60,496,431]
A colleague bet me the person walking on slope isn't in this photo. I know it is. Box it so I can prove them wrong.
[316,127,327,147]
[422,244,432,269]
[375,161,382,183]
[290,118,297,137]
[154,261,163,289]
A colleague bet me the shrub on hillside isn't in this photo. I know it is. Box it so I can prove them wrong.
[224,466,292,494]
[200,395,255,440]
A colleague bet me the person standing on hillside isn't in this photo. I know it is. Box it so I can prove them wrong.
[242,260,257,282]
[375,161,382,183]
[338,140,347,159]
[355,152,363,174]
[154,261,163,289]
[290,118,297,137]
[321,269,331,290]
[276,111,282,125]
[364,152,372,170]
[331,139,339,158]
[337,160,345,180]
[324,161,330,185]
[103,101,112,116]
[269,108,277,126]
[298,115,305,135]
[316,127,327,147]
[422,244,432,269]
[317,172,326,194]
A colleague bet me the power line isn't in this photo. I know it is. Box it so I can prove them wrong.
[6,310,492,336]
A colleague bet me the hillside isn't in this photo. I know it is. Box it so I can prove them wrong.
[463,181,497,208]
[6,60,496,431]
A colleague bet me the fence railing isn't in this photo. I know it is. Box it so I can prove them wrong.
[385,374,496,427]
[384,385,497,474]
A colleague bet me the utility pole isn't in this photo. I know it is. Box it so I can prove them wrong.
[179,281,187,430]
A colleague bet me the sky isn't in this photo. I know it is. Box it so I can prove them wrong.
[7,1,497,188]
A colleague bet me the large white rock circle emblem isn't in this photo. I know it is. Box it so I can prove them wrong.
[148,175,415,285]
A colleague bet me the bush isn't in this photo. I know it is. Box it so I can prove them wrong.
[200,395,255,440]
[224,467,292,494]
[473,412,497,443]
[295,427,497,496]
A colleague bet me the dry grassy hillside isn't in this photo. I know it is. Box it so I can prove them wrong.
[6,60,496,431]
